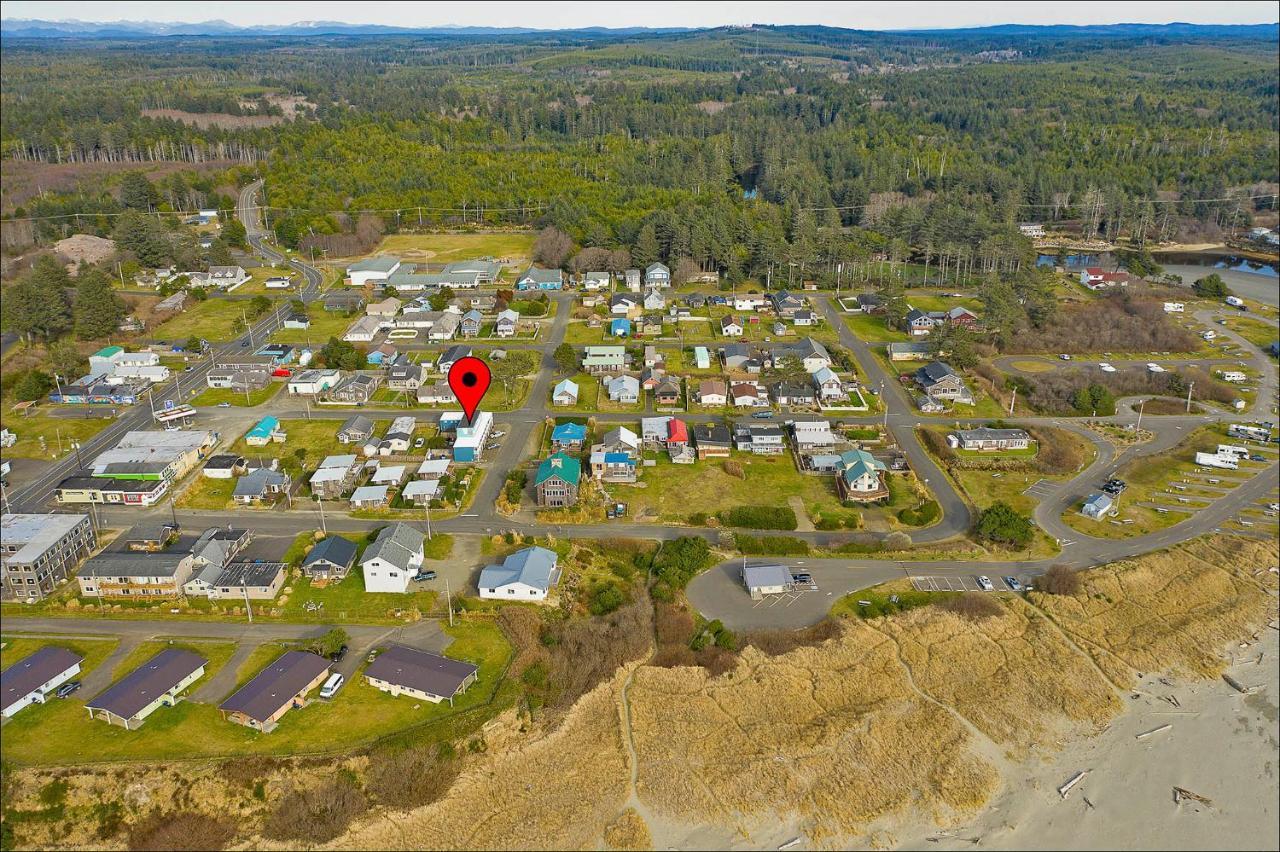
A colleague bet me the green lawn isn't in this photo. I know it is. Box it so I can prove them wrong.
[111,639,238,681]
[228,418,371,461]
[175,475,237,510]
[1219,315,1280,353]
[149,298,268,343]
[190,383,282,408]
[0,408,116,460]
[0,622,490,766]
[0,635,118,673]
[904,291,984,313]
[842,312,910,343]
[563,320,614,345]
[373,232,535,266]
[270,302,359,345]
[0,619,513,767]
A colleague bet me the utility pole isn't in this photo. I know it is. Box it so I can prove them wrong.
[242,580,253,623]
[444,575,453,626]
[424,499,432,540]
[315,495,327,534]
[1135,398,1146,433]
[1008,386,1017,415]
[881,381,888,432]
[1186,381,1195,413]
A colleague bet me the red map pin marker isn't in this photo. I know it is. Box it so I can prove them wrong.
[448,356,491,425]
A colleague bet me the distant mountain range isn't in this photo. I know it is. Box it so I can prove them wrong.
[0,18,1274,40]
[0,18,693,38]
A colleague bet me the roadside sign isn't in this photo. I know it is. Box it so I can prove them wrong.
[163,399,175,411]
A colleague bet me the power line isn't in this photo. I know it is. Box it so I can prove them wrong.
[800,193,1278,212]
[1,202,551,224]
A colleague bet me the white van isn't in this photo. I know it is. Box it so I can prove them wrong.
[319,672,345,699]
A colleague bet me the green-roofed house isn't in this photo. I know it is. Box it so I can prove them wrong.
[347,256,402,286]
[534,452,580,508]
[836,449,888,503]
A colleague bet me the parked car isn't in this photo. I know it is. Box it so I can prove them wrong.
[1003,576,1024,591]
[55,681,82,699]
[217,402,231,408]
[1098,362,1116,373]
[1103,478,1126,495]
[1250,454,1266,462]
[412,570,437,582]
[241,340,251,347]
[319,673,345,700]
[1058,353,1072,361]
[492,430,506,438]
[751,411,773,419]
[367,650,378,663]
[414,437,426,448]
[329,645,349,663]
[1146,363,1165,373]
[976,576,995,592]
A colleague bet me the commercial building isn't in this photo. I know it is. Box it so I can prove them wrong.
[743,563,792,600]
[1,513,96,601]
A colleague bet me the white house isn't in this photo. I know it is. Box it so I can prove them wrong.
[360,524,424,593]
[494,309,519,338]
[1,647,83,718]
[733,294,769,311]
[343,315,382,343]
[644,262,671,288]
[478,546,560,602]
[287,369,342,396]
[720,315,744,337]
[1163,302,1185,313]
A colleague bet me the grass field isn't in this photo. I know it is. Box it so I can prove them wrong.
[615,450,878,526]
[227,418,375,462]
[190,382,282,407]
[373,232,535,266]
[148,298,261,343]
[0,408,116,460]
[270,302,361,345]
[175,475,236,510]
[0,619,509,766]
[1219,315,1280,352]
[0,635,118,673]
[1007,358,1057,373]
[110,639,238,682]
[903,291,984,314]
[1062,424,1270,539]
[842,312,910,343]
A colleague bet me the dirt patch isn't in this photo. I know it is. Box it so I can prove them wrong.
[140,109,288,129]
[695,100,730,115]
[55,234,116,268]
[603,807,653,850]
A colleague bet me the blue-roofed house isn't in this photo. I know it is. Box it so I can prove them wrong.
[551,422,587,450]
[1080,493,1115,520]
[552,379,579,407]
[835,449,887,503]
[244,417,285,447]
[478,546,561,601]
[591,450,638,483]
[610,317,631,337]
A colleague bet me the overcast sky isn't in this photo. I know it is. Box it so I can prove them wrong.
[3,1,1277,29]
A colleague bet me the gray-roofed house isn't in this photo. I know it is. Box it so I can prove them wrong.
[337,415,375,445]
[204,560,287,600]
[361,523,424,593]
[915,361,971,403]
[1,647,83,718]
[742,563,793,600]
[301,536,359,581]
[329,373,383,404]
[494,309,519,338]
[478,546,560,602]
[459,310,484,338]
[218,651,331,732]
[387,362,425,391]
[948,428,1031,452]
[85,648,205,729]
[232,468,291,504]
[365,644,479,705]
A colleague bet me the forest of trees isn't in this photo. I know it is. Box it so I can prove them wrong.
[1,25,1276,282]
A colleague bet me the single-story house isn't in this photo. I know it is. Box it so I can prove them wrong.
[697,379,727,406]
[552,378,579,406]
[948,428,1031,452]
[401,479,440,506]
[300,536,358,581]
[364,645,478,706]
[85,648,205,729]
[1,647,83,718]
[1081,493,1115,520]
[219,651,331,732]
[551,421,587,450]
[479,546,561,602]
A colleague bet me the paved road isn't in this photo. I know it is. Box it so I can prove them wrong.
[5,180,325,514]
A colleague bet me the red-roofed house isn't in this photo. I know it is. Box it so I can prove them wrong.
[1080,268,1130,291]
[667,418,688,446]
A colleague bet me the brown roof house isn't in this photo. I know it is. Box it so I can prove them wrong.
[219,651,331,732]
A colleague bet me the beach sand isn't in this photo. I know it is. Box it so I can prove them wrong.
[898,628,1280,852]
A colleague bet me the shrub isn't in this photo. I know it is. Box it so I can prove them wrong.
[261,778,368,844]
[651,537,715,590]
[1038,564,1083,596]
[687,511,708,526]
[744,619,842,656]
[973,501,1034,548]
[588,583,627,616]
[718,505,797,530]
[127,812,236,851]
[898,500,940,526]
[884,531,913,551]
[937,592,1003,620]
[722,459,745,478]
[734,534,809,555]
[364,743,460,810]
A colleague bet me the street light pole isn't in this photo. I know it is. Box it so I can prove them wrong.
[315,495,327,535]
[1186,381,1195,413]
[1135,398,1146,433]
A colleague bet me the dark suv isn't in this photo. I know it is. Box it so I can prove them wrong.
[329,645,349,663]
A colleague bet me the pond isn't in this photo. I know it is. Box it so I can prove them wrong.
[1150,252,1278,279]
